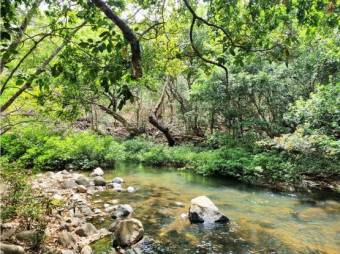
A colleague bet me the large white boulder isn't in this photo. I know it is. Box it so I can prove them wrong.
[90,167,104,177]
[188,196,229,224]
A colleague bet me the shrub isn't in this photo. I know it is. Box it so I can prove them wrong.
[0,163,49,249]
[1,128,125,170]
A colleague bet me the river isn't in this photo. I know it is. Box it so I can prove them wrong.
[90,162,340,254]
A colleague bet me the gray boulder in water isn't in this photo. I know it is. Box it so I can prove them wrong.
[188,196,229,224]
[112,218,144,248]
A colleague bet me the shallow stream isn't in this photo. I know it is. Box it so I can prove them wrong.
[90,163,340,254]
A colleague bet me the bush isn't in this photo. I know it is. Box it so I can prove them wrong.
[0,125,52,162]
[1,127,125,170]
[0,163,49,249]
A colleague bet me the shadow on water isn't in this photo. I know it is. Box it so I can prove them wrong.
[90,162,340,254]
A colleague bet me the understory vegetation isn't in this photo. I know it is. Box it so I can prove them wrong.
[1,116,338,190]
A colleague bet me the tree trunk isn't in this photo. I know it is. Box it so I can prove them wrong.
[148,81,176,146]
[96,103,144,137]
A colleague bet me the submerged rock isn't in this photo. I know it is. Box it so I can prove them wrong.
[127,186,135,193]
[0,243,25,254]
[111,204,133,219]
[188,196,229,224]
[296,207,328,221]
[112,218,144,248]
[90,167,104,177]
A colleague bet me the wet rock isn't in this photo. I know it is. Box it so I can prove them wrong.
[127,186,135,193]
[188,196,229,224]
[75,223,97,237]
[93,176,106,186]
[0,243,25,254]
[112,218,144,248]
[111,204,133,219]
[112,177,124,184]
[16,229,39,243]
[77,185,87,193]
[80,245,92,254]
[90,167,104,177]
[75,176,90,187]
[58,231,76,248]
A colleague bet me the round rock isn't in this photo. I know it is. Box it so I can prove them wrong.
[188,196,229,224]
[112,218,144,248]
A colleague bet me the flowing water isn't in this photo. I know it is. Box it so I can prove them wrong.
[90,163,340,254]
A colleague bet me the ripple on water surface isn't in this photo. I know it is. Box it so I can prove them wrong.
[90,163,340,254]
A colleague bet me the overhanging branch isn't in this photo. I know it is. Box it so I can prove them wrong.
[91,0,142,79]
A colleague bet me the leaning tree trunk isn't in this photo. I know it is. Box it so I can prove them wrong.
[96,103,145,138]
[148,81,176,146]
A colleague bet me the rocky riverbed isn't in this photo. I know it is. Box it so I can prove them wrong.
[0,168,145,254]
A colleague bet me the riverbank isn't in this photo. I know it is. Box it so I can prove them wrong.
[0,168,144,253]
[1,128,339,193]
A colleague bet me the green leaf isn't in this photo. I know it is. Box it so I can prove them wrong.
[16,79,24,86]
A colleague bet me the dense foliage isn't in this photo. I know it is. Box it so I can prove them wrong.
[0,0,339,191]
[1,125,338,190]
